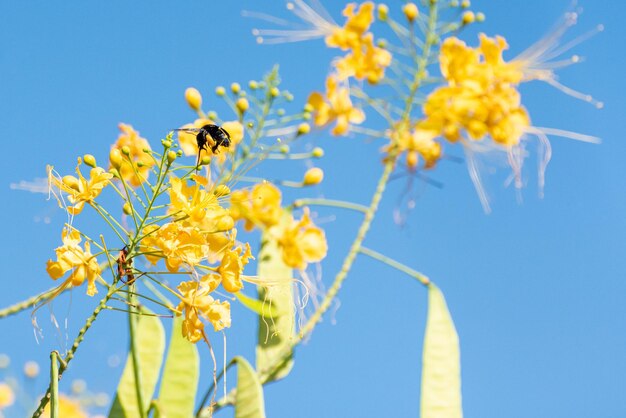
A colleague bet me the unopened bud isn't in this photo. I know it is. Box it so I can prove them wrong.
[297,123,311,136]
[185,87,202,111]
[476,12,485,22]
[83,154,97,168]
[249,80,258,90]
[122,202,132,215]
[303,103,314,113]
[406,151,419,170]
[24,361,40,378]
[214,184,231,197]
[402,3,419,21]
[161,139,172,148]
[236,98,249,113]
[121,146,131,156]
[200,155,211,166]
[303,167,324,185]
[207,111,218,120]
[176,149,183,157]
[277,108,286,116]
[279,144,290,154]
[460,0,470,8]
[167,151,177,164]
[270,87,280,98]
[215,86,226,97]
[377,4,389,21]
[62,175,80,191]
[109,148,124,168]
[302,112,312,120]
[461,11,475,25]
[312,147,324,158]
[230,83,241,94]
[217,216,234,231]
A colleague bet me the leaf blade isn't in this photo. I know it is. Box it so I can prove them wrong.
[157,315,200,418]
[421,284,463,418]
[234,357,266,418]
[108,310,166,418]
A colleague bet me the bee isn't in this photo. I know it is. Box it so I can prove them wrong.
[174,124,231,166]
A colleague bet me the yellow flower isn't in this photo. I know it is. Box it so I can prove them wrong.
[46,229,101,296]
[48,159,113,215]
[176,280,231,342]
[389,123,442,170]
[168,175,229,226]
[335,33,392,84]
[278,209,327,270]
[217,240,253,293]
[0,382,14,409]
[110,124,155,187]
[307,76,365,135]
[325,2,375,50]
[230,182,283,231]
[141,223,208,272]
[43,395,88,418]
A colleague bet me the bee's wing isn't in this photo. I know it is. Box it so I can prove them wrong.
[172,128,201,133]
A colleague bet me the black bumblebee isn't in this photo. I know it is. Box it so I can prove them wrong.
[175,124,231,166]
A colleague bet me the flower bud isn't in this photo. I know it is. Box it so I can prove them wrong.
[71,379,87,395]
[312,147,324,158]
[176,149,183,157]
[24,361,40,378]
[207,111,218,120]
[406,151,419,170]
[270,87,280,98]
[167,150,177,164]
[83,154,97,168]
[122,202,132,215]
[302,112,312,120]
[200,155,211,166]
[476,12,485,22]
[277,108,286,116]
[303,167,324,185]
[377,4,389,21]
[217,216,235,231]
[297,123,311,136]
[280,144,290,154]
[161,139,172,148]
[461,11,475,25]
[214,184,231,197]
[62,175,80,191]
[215,86,226,97]
[185,87,202,111]
[236,98,249,113]
[230,83,241,94]
[249,80,258,90]
[402,3,419,21]
[121,146,131,156]
[460,0,470,8]
[303,103,314,113]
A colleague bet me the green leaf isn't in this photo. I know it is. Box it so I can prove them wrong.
[255,224,295,383]
[156,316,199,418]
[421,284,463,418]
[108,309,166,418]
[235,291,281,318]
[234,357,266,418]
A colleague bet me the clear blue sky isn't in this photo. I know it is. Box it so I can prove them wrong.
[0,1,624,417]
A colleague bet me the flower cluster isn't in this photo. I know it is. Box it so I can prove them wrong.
[231,182,327,270]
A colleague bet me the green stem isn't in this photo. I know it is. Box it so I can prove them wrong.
[293,198,368,214]
[359,246,430,286]
[0,287,61,319]
[49,352,59,418]
[31,281,120,418]
[194,359,236,418]
[128,285,146,418]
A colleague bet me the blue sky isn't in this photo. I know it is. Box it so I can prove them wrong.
[0,1,624,417]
